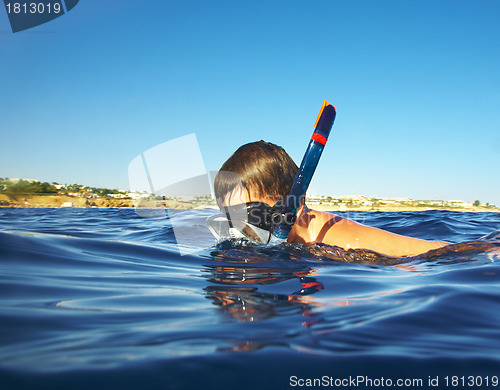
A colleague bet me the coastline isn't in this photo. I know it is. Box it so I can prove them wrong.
[0,194,201,210]
[310,203,499,213]
[1,194,498,213]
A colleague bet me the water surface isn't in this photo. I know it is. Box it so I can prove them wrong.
[1,208,499,389]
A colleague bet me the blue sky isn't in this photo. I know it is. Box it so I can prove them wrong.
[1,0,499,205]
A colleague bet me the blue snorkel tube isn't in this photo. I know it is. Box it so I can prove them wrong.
[272,100,337,242]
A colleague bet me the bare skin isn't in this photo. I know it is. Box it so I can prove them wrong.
[222,187,449,257]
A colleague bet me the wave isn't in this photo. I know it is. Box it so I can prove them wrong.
[1,208,500,384]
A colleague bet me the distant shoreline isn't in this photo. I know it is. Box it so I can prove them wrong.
[0,194,202,210]
[1,194,498,213]
[310,203,499,213]
[1,179,498,213]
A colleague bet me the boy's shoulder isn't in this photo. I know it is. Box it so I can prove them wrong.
[304,207,343,225]
[290,207,344,244]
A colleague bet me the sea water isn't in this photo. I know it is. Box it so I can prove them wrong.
[1,208,499,390]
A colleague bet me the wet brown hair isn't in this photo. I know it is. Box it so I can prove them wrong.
[214,141,298,204]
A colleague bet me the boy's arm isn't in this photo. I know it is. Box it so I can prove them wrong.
[321,218,449,257]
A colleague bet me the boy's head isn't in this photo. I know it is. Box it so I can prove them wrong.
[214,141,298,207]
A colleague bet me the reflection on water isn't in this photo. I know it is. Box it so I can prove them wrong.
[204,249,324,327]
[203,252,326,352]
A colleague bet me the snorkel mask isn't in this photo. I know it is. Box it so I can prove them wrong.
[206,201,293,244]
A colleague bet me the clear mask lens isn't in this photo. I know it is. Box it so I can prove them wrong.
[206,214,272,244]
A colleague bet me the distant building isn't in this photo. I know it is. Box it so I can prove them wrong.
[128,191,151,200]
[107,193,129,199]
[8,178,37,183]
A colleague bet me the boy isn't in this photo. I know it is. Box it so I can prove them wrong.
[212,141,449,257]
